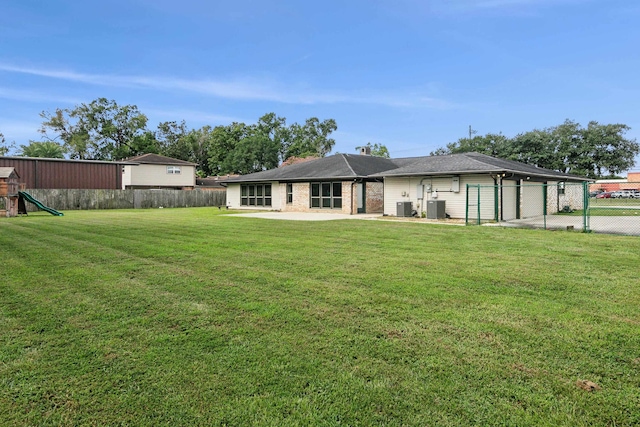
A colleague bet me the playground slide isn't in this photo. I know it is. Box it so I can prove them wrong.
[18,191,64,216]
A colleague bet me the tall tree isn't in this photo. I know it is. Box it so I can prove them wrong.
[157,121,190,160]
[284,117,337,160]
[18,141,65,158]
[431,120,639,178]
[582,122,633,177]
[39,98,149,160]
[207,122,251,175]
[222,133,280,174]
[430,133,510,158]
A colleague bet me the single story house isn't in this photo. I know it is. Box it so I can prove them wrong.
[122,154,197,190]
[225,151,589,221]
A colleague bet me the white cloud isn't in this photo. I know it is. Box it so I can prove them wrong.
[438,0,589,12]
[0,63,455,110]
[0,86,81,105]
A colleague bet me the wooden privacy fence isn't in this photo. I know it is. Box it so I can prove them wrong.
[23,189,226,211]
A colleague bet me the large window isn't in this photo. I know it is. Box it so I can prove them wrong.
[310,182,342,209]
[241,184,272,206]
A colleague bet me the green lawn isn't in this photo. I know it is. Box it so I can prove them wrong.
[558,208,640,216]
[1,208,639,426]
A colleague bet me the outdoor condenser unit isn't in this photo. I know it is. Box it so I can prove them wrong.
[396,201,412,217]
[427,200,446,219]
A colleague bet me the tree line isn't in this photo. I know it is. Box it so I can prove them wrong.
[3,99,638,179]
[10,98,338,176]
[431,119,639,178]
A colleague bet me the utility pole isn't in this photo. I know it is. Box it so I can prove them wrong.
[468,125,477,139]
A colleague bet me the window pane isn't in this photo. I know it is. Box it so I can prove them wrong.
[322,183,331,197]
[333,183,342,197]
[311,198,320,208]
[322,197,331,208]
[241,198,248,206]
[249,198,256,206]
[257,198,263,206]
[249,186,255,196]
[265,185,271,196]
[257,186,263,196]
[241,185,247,196]
[265,198,272,206]
[311,183,320,197]
[333,198,342,208]
[287,194,292,204]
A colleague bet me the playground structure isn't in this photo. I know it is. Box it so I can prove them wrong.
[0,167,21,217]
[0,167,63,217]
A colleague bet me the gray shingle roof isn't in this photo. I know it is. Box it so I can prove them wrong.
[125,153,198,166]
[226,154,399,182]
[227,152,590,183]
[373,152,588,180]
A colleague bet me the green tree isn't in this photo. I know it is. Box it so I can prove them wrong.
[431,120,639,178]
[357,142,390,158]
[222,133,280,174]
[284,117,337,160]
[18,141,65,158]
[430,133,510,158]
[0,132,16,156]
[183,126,216,177]
[583,121,638,178]
[509,128,557,170]
[207,123,250,175]
[40,98,149,160]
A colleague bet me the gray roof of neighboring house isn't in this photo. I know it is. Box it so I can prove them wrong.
[125,153,198,166]
[226,152,591,183]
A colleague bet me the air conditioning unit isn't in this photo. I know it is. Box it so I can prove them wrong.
[396,201,412,217]
[427,200,446,219]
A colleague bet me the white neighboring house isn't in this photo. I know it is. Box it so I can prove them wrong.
[122,154,197,190]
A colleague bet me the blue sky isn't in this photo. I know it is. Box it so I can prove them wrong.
[1,0,639,169]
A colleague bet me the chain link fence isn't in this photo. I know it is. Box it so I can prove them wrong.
[466,182,640,236]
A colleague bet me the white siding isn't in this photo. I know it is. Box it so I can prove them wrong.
[501,182,518,221]
[521,182,544,218]
[226,184,241,208]
[125,164,195,188]
[122,165,132,189]
[384,174,496,219]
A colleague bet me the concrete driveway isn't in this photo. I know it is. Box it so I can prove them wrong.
[498,215,640,235]
[228,212,382,221]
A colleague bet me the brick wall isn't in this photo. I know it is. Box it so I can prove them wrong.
[282,181,354,214]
